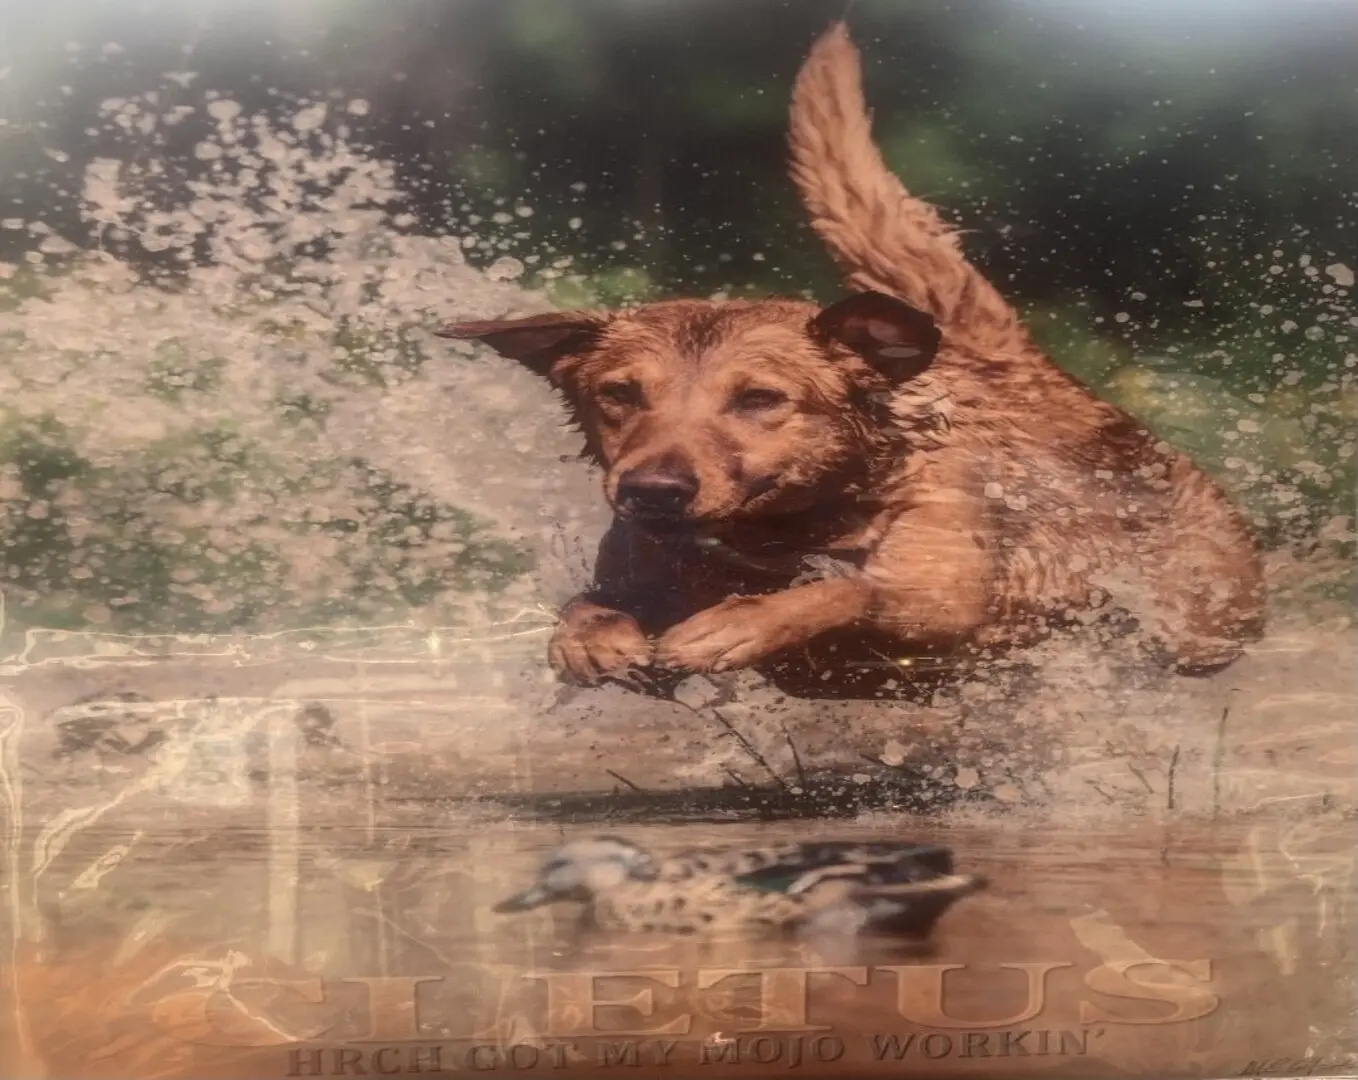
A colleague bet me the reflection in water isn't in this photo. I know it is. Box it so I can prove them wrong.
[4,818,1355,1076]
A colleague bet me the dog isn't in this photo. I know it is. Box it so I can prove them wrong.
[437,22,1264,695]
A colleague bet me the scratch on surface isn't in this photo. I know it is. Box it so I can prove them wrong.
[265,709,301,965]
[1,690,47,1079]
[62,832,144,897]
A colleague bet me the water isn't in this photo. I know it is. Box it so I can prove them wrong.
[6,816,1355,1077]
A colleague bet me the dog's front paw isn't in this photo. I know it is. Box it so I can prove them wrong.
[548,603,652,685]
[655,596,798,674]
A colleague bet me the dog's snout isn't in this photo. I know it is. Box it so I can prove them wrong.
[616,467,699,519]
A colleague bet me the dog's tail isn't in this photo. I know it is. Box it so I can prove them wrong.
[788,22,1027,353]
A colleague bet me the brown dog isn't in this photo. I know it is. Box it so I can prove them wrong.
[438,23,1264,693]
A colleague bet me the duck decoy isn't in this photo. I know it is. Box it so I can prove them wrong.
[493,836,986,939]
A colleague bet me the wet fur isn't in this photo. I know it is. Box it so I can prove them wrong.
[438,23,1264,695]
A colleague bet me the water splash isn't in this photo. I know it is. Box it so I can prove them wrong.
[0,90,594,636]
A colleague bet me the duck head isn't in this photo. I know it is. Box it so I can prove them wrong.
[493,836,655,913]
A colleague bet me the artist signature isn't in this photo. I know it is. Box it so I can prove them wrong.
[1234,1057,1358,1078]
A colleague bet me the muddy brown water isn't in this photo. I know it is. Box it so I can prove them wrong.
[2,624,1355,1078]
[2,813,1354,1079]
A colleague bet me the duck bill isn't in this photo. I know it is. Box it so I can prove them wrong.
[910,872,987,897]
[493,886,553,913]
[914,872,984,894]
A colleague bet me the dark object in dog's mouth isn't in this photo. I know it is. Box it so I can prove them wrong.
[623,513,698,536]
[624,516,731,547]
[620,514,868,581]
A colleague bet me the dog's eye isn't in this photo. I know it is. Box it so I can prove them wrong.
[598,380,643,407]
[731,387,789,412]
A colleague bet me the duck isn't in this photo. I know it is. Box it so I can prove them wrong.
[492,836,986,939]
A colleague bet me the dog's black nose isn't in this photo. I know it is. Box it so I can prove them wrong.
[616,469,698,519]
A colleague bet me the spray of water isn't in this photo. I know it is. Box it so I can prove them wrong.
[0,90,603,638]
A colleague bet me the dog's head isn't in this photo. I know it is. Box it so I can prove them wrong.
[437,291,942,533]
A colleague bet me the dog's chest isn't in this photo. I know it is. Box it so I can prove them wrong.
[602,515,880,629]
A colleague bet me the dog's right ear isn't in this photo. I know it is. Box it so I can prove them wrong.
[810,291,942,383]
[435,311,607,379]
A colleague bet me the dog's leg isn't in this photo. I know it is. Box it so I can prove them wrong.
[1143,534,1265,675]
[654,577,875,674]
[653,552,1005,676]
[548,597,653,686]
[861,493,998,652]
[546,521,677,686]
[1129,466,1266,674]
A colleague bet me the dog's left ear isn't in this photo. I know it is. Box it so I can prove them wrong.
[435,310,607,379]
[810,291,942,382]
